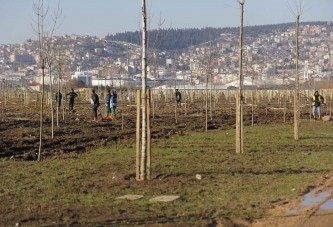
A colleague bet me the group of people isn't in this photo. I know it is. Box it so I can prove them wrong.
[55,88,78,111]
[55,88,325,121]
[90,89,118,122]
[54,88,117,122]
[173,89,326,120]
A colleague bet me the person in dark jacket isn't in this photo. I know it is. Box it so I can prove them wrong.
[175,89,181,107]
[311,90,324,119]
[55,90,62,108]
[91,89,100,122]
[111,90,118,119]
[104,89,112,119]
[66,88,78,111]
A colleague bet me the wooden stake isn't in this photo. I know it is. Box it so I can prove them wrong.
[294,15,300,140]
[147,89,151,180]
[136,89,141,181]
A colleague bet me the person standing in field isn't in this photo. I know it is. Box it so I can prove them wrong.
[311,90,324,120]
[175,89,181,107]
[110,90,118,119]
[55,90,62,108]
[66,88,78,112]
[104,89,112,119]
[91,89,100,122]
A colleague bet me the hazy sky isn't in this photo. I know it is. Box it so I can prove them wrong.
[0,0,332,44]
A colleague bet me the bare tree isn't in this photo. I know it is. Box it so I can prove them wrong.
[32,0,62,161]
[145,11,171,122]
[44,2,62,137]
[32,0,47,161]
[236,0,245,154]
[56,47,66,126]
[136,0,168,181]
[204,41,214,132]
[288,0,303,140]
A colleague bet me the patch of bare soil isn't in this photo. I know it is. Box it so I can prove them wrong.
[0,99,311,161]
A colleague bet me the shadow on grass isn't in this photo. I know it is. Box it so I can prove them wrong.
[154,168,329,179]
[301,136,333,140]
[81,214,213,226]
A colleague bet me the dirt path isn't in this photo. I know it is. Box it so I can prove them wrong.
[252,174,333,227]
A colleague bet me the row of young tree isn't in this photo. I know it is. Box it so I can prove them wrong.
[32,0,306,181]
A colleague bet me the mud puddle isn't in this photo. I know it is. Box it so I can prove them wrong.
[288,187,333,213]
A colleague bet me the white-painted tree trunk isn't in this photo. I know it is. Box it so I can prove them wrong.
[140,0,148,180]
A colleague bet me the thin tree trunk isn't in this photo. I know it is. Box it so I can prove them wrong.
[236,1,244,154]
[38,60,45,161]
[210,72,213,121]
[294,15,300,140]
[57,69,60,127]
[251,77,254,126]
[140,0,148,181]
[49,65,54,138]
[283,77,287,123]
[205,73,208,132]
[61,78,65,121]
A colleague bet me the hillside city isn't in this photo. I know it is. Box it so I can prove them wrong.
[0,22,333,91]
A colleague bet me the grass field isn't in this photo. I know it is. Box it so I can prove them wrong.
[1,121,333,226]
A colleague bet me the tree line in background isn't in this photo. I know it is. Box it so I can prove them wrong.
[106,21,326,51]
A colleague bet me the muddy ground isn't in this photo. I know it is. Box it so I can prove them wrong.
[0,95,314,160]
[1,95,332,226]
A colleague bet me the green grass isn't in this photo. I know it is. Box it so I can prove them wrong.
[1,121,333,225]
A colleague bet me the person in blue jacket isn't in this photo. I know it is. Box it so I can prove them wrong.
[104,89,112,119]
[110,90,118,119]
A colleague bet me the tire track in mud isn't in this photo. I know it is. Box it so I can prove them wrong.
[252,175,333,227]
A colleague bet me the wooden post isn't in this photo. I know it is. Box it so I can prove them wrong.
[136,89,141,181]
[175,91,178,124]
[283,76,287,123]
[265,83,268,116]
[147,89,151,180]
[121,89,124,132]
[329,89,332,117]
[61,78,65,122]
[205,73,208,132]
[309,89,312,121]
[185,99,187,116]
[49,66,54,138]
[294,15,300,140]
[151,89,155,119]
[38,59,45,161]
[251,77,254,126]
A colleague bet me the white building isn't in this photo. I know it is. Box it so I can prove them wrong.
[92,78,123,87]
[39,75,57,86]
[71,66,92,86]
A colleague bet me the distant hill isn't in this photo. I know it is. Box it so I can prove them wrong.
[106,21,327,51]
